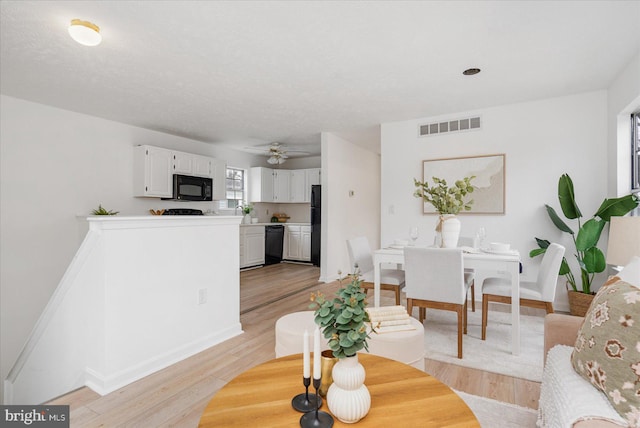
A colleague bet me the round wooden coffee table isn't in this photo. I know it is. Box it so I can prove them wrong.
[199,353,479,427]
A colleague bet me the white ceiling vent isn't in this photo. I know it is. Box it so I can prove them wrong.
[419,116,481,137]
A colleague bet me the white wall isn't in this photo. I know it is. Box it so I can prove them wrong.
[607,51,640,197]
[0,95,263,403]
[321,132,381,282]
[381,91,609,310]
[6,216,241,404]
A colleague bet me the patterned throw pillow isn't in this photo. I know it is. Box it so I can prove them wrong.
[571,279,640,427]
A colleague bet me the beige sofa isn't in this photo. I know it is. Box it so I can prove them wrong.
[539,256,639,427]
[539,314,628,427]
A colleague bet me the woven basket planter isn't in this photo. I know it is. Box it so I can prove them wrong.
[567,290,595,317]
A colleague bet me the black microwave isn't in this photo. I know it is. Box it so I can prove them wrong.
[165,174,213,201]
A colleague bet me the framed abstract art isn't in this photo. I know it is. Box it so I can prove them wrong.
[421,154,505,214]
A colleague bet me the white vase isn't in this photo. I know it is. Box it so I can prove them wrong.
[243,214,251,224]
[440,215,461,248]
[327,354,371,423]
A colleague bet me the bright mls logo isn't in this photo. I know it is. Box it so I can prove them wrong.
[1,405,69,427]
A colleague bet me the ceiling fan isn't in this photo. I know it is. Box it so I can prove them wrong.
[243,142,310,165]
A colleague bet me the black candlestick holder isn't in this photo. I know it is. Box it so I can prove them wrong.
[300,378,334,428]
[292,376,322,413]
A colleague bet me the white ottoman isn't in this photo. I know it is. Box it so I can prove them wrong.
[366,317,425,371]
[275,311,329,357]
[275,311,425,371]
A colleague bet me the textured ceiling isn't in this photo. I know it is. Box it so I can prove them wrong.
[1,1,639,156]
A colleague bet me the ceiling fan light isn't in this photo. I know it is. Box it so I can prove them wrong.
[68,19,102,46]
[268,155,285,165]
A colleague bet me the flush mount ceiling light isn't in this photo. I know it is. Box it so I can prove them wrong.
[463,68,481,76]
[68,19,102,46]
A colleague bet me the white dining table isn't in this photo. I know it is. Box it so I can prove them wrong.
[373,246,522,355]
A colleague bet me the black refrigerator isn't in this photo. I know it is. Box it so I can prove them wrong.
[310,185,321,266]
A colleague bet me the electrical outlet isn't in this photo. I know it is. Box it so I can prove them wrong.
[198,288,207,305]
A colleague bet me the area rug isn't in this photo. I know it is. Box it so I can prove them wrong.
[423,308,545,381]
[456,390,539,427]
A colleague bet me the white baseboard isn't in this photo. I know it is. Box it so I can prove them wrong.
[85,324,243,396]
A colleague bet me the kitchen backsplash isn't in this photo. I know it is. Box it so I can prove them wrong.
[252,203,311,223]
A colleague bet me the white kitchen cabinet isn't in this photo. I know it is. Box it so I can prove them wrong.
[240,225,265,268]
[289,170,306,203]
[210,158,226,200]
[284,225,311,262]
[173,152,211,178]
[285,225,301,260]
[273,170,291,202]
[249,167,274,202]
[304,168,321,202]
[172,151,194,175]
[301,225,312,260]
[250,167,321,203]
[135,145,228,199]
[133,145,173,198]
[192,155,212,177]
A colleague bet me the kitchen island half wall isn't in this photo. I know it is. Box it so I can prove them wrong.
[4,215,242,405]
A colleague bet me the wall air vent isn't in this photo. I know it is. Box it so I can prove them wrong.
[418,116,481,137]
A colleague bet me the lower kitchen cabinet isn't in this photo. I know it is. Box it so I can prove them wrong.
[240,225,265,268]
[284,225,311,262]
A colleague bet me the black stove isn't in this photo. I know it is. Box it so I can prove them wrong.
[162,208,203,216]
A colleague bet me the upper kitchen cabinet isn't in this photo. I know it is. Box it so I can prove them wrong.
[134,145,226,200]
[250,167,290,202]
[249,167,275,202]
[290,170,306,203]
[273,170,290,202]
[304,168,321,202]
[173,152,211,178]
[291,169,319,202]
[250,167,321,203]
[133,145,173,198]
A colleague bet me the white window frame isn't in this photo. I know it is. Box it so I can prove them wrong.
[217,166,247,213]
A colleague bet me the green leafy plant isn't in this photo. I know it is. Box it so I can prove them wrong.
[91,204,119,215]
[309,273,372,359]
[413,176,476,214]
[239,202,253,215]
[530,173,638,294]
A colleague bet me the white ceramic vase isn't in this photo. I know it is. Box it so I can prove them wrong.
[440,215,461,248]
[327,354,371,423]
[243,213,252,224]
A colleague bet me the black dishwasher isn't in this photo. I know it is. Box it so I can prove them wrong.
[264,225,285,265]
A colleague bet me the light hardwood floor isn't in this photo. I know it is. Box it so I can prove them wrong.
[49,263,541,426]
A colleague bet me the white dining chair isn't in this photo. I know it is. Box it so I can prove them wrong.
[404,247,473,359]
[458,236,476,312]
[481,243,565,340]
[346,236,405,305]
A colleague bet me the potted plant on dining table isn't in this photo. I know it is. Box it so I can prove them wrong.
[413,175,476,247]
[309,272,373,423]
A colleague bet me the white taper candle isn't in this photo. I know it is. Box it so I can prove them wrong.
[303,329,310,378]
[313,326,321,379]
